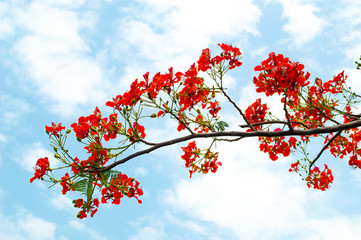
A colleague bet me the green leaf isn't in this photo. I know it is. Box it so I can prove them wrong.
[71,178,88,194]
[215,121,229,131]
[86,174,94,200]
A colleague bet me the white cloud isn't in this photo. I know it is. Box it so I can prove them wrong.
[118,0,261,70]
[0,2,14,39]
[69,220,107,240]
[0,132,7,143]
[135,167,149,177]
[160,132,361,239]
[272,0,326,45]
[128,218,166,240]
[0,210,56,240]
[164,139,306,238]
[17,142,57,172]
[336,1,361,62]
[343,68,361,95]
[0,94,33,128]
[13,1,107,116]
[50,193,74,211]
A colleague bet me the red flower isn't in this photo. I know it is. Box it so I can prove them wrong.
[253,52,310,106]
[30,157,50,183]
[60,173,72,195]
[214,43,243,69]
[289,162,299,172]
[208,101,221,118]
[71,107,102,140]
[101,174,143,205]
[197,48,212,72]
[305,164,334,191]
[245,98,268,130]
[127,122,146,142]
[45,123,65,138]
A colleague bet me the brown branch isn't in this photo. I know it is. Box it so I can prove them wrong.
[283,92,293,131]
[220,88,256,131]
[239,120,310,129]
[91,119,361,172]
[309,130,342,171]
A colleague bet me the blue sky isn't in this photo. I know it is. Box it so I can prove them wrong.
[1,0,361,239]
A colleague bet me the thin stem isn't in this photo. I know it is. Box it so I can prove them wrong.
[220,88,256,131]
[283,91,293,131]
[309,130,342,171]
[239,120,310,129]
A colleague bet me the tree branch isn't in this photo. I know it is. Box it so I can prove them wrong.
[220,88,256,131]
[309,130,342,171]
[239,120,310,129]
[92,119,361,172]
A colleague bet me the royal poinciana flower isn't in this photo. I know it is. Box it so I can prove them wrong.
[214,43,243,69]
[60,172,72,195]
[30,157,50,183]
[101,173,143,205]
[259,136,298,161]
[305,164,334,191]
[253,52,310,106]
[73,198,100,219]
[181,141,221,177]
[127,122,146,142]
[244,98,268,131]
[45,123,65,138]
[71,107,102,139]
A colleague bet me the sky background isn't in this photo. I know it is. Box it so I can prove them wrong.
[1,0,361,239]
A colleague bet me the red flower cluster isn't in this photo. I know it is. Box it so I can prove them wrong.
[127,122,146,142]
[181,141,221,178]
[289,162,299,172]
[244,98,268,131]
[253,52,310,106]
[101,173,143,205]
[71,107,102,140]
[106,68,184,110]
[214,43,243,69]
[179,64,210,112]
[259,136,297,161]
[73,198,100,219]
[305,164,334,191]
[194,114,210,133]
[325,129,361,169]
[60,172,72,195]
[197,43,242,71]
[181,141,199,177]
[45,123,65,138]
[30,157,50,183]
[84,140,110,166]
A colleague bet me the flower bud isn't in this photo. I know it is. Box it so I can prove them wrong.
[90,126,97,132]
[66,129,71,134]
[54,153,61,159]
[53,147,58,152]
[76,137,82,142]
[150,113,157,118]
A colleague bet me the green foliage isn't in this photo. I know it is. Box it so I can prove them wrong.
[215,121,229,131]
[356,56,361,70]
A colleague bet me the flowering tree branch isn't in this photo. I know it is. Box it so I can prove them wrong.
[30,43,361,219]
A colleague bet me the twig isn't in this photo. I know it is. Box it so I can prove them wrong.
[283,91,294,131]
[309,130,342,171]
[220,88,256,131]
[239,120,310,129]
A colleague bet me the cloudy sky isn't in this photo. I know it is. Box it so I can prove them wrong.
[1,0,361,239]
